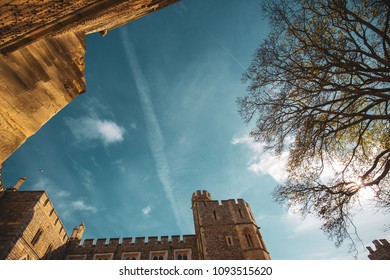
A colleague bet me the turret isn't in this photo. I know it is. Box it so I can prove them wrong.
[12,177,26,191]
[191,190,270,260]
[367,239,390,260]
[192,190,211,205]
[70,223,85,240]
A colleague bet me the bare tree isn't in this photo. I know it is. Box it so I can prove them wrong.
[238,0,390,252]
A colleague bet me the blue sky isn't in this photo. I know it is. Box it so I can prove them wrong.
[2,0,389,259]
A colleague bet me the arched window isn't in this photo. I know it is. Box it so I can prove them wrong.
[122,252,141,260]
[150,251,168,260]
[245,233,254,247]
[226,236,233,246]
[174,249,191,260]
[93,253,114,260]
[177,253,188,260]
[238,208,243,218]
[242,228,256,248]
[31,228,43,246]
[44,244,53,259]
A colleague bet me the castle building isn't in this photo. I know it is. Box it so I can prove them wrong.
[0,0,179,164]
[367,239,390,260]
[0,179,68,260]
[0,183,271,260]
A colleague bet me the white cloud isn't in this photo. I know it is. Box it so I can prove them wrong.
[112,159,126,174]
[77,165,95,192]
[56,190,71,198]
[232,135,289,183]
[30,177,71,198]
[70,199,97,213]
[283,210,322,239]
[142,206,152,216]
[66,116,125,145]
[130,121,137,129]
[95,119,125,143]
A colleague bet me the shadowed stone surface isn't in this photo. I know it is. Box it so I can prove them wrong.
[0,0,178,163]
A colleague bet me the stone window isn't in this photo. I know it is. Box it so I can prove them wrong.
[31,228,43,246]
[19,255,29,260]
[150,250,168,260]
[66,254,87,260]
[213,210,217,220]
[226,236,234,246]
[93,253,114,260]
[245,233,254,248]
[43,198,50,206]
[238,208,243,218]
[174,249,191,260]
[44,244,53,259]
[122,252,141,260]
[242,227,258,248]
[49,208,55,217]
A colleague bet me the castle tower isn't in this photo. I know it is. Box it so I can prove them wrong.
[70,223,85,240]
[192,190,270,260]
[367,239,390,260]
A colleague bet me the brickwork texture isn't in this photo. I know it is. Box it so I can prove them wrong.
[0,189,271,260]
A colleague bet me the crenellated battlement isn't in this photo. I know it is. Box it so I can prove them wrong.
[39,192,69,241]
[192,190,212,203]
[193,195,255,224]
[367,239,390,260]
[191,190,270,260]
[220,199,246,207]
[72,234,197,249]
[1,188,270,260]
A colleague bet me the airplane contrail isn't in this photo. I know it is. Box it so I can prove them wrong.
[199,25,247,71]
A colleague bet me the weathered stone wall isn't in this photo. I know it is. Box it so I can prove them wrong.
[0,0,178,164]
[0,31,86,164]
[0,0,179,53]
[192,190,270,260]
[0,189,269,260]
[0,191,68,260]
[65,235,198,260]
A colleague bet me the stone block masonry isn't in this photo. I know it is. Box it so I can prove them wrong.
[0,0,179,164]
[0,190,68,259]
[0,0,180,54]
[367,239,390,260]
[0,31,86,164]
[66,235,199,260]
[0,188,271,260]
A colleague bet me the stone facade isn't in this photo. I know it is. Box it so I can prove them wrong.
[0,188,68,260]
[65,233,199,260]
[0,0,179,164]
[0,187,271,260]
[0,0,179,54]
[192,190,270,260]
[367,239,390,260]
[0,31,86,164]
